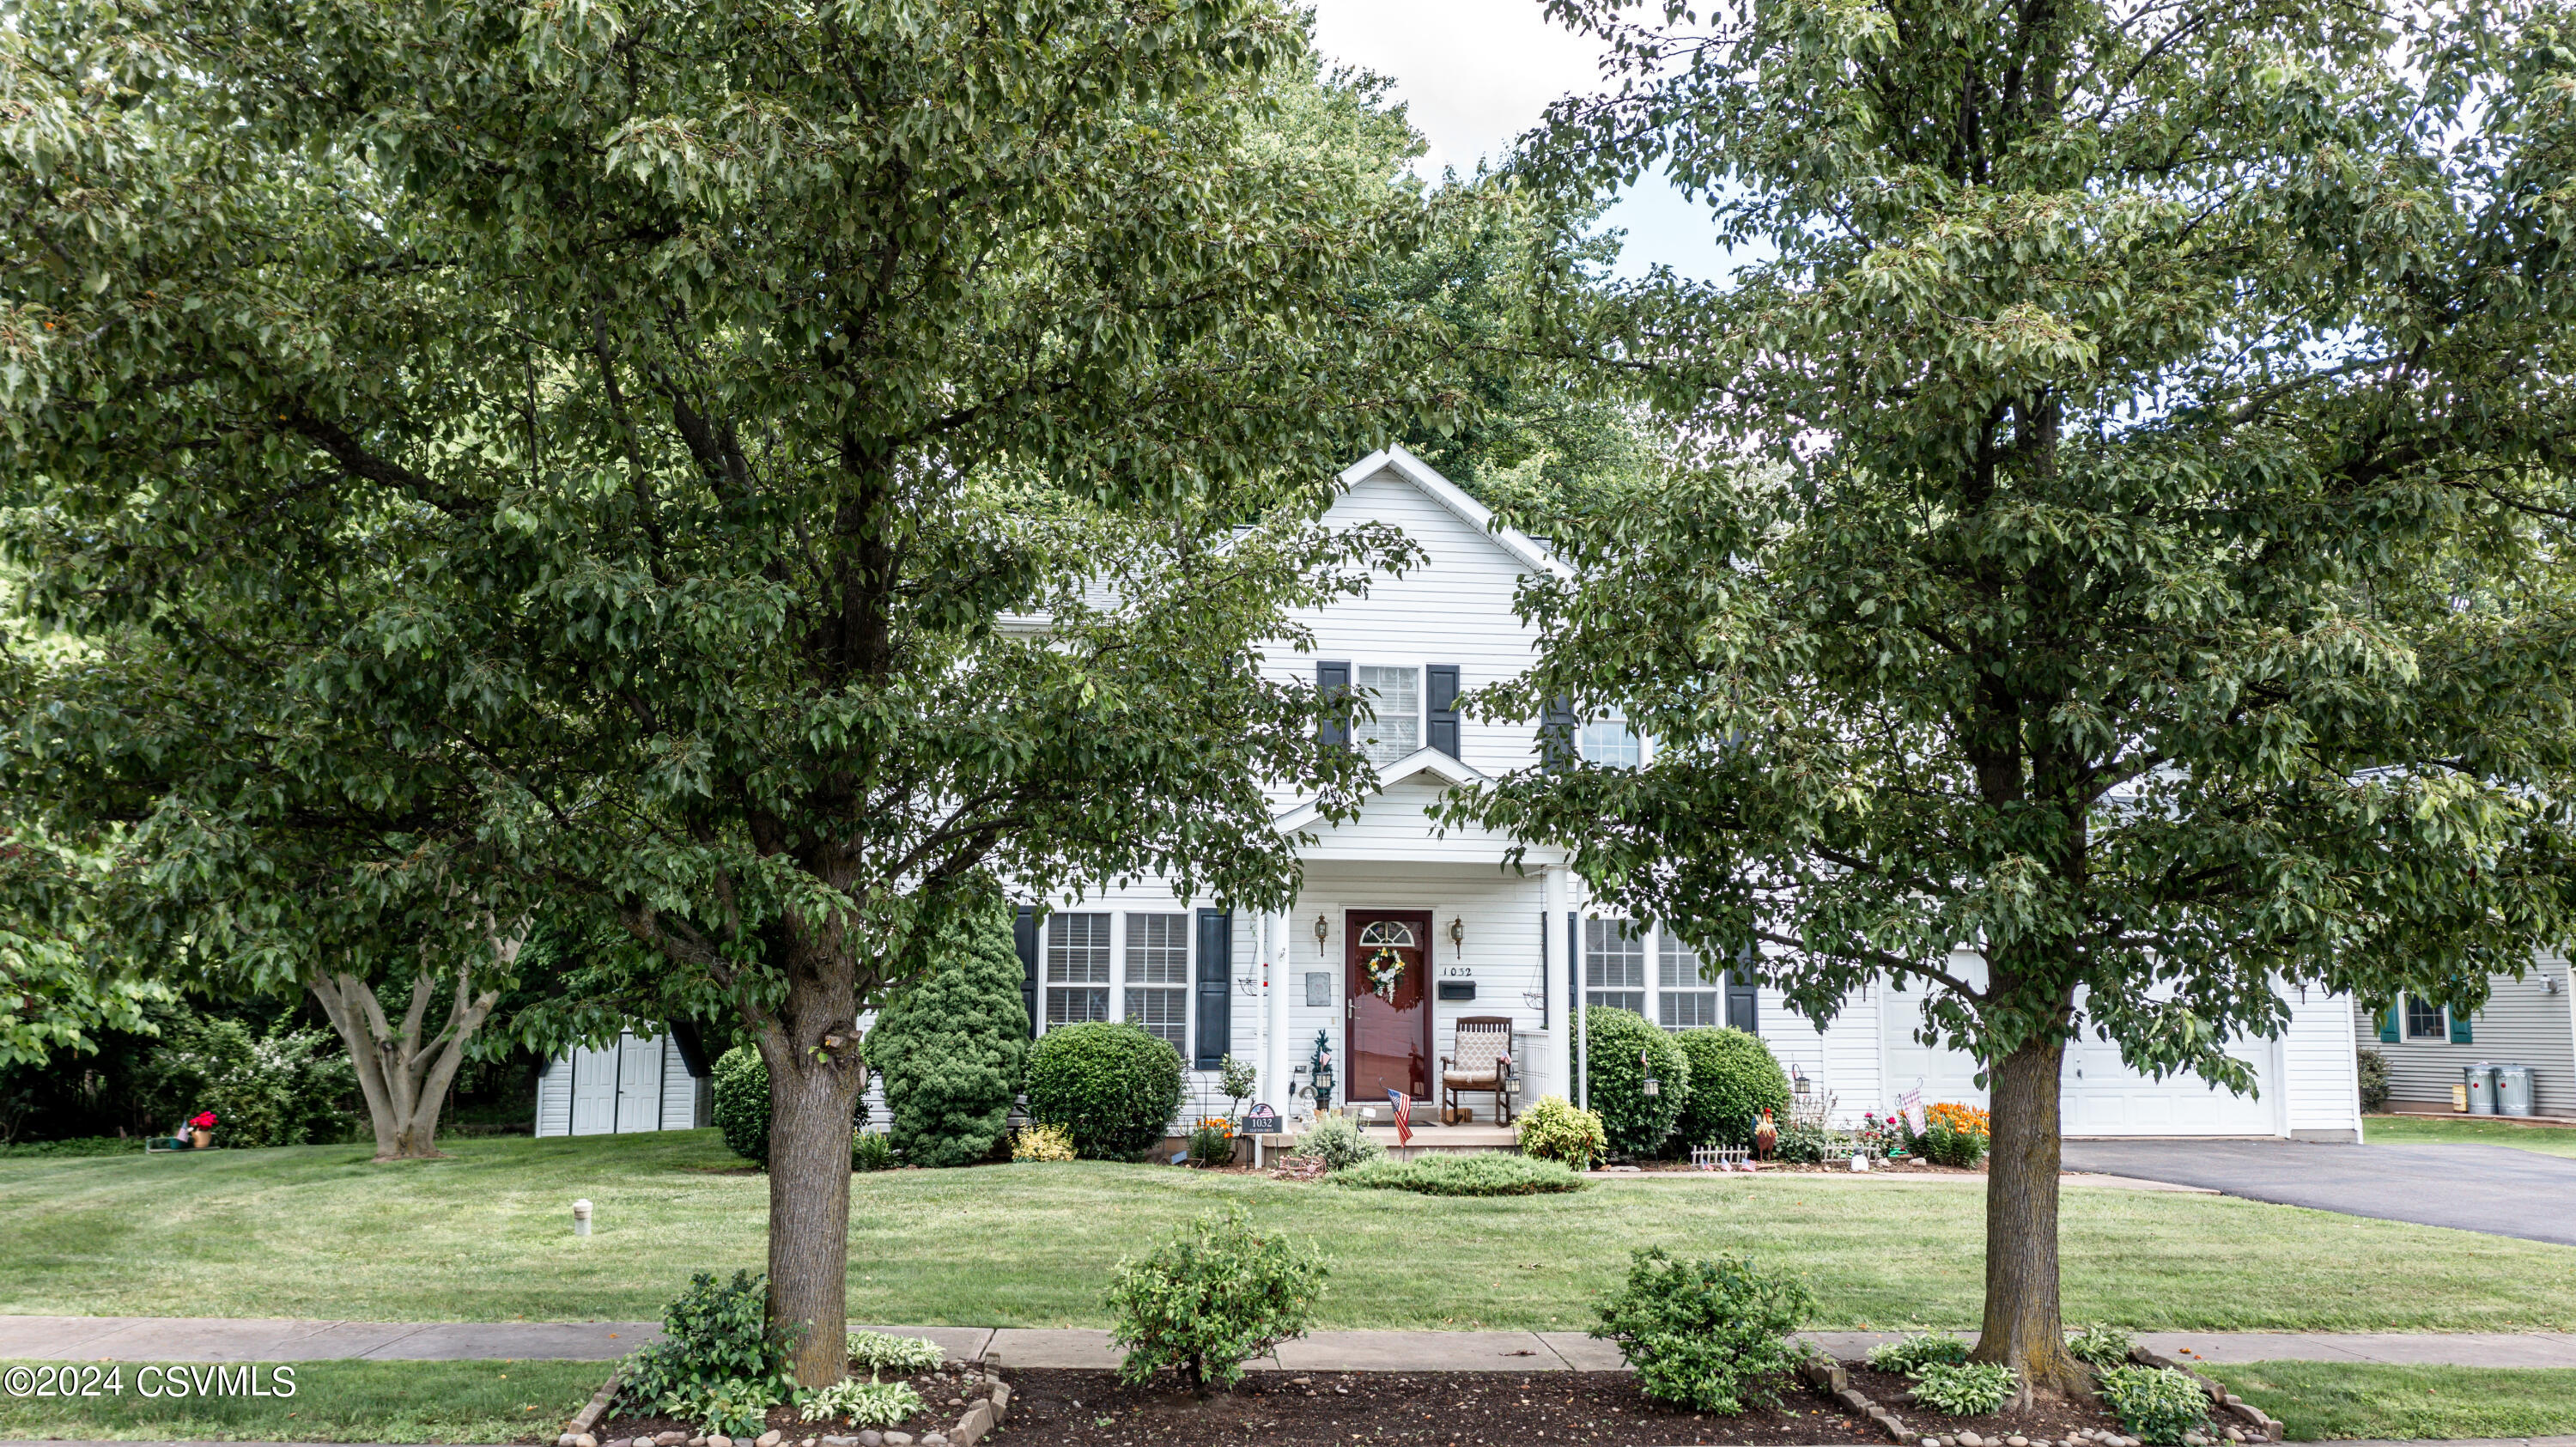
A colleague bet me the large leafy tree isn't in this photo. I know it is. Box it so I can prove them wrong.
[1462,0,2576,1391]
[3,0,1453,1382]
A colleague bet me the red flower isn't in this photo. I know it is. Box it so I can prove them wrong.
[189,1111,217,1130]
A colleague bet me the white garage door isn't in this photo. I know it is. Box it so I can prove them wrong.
[1881,981,2280,1136]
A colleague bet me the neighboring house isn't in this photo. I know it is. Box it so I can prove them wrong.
[2359,954,2576,1117]
[1004,447,2367,1143]
[534,1025,714,1137]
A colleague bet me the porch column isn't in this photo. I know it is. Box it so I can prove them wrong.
[1265,908,1293,1112]
[1542,864,1572,1102]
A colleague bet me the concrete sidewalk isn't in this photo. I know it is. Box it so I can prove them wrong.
[6,1316,2576,1370]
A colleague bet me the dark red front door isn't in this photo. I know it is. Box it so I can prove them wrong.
[1346,909,1433,1104]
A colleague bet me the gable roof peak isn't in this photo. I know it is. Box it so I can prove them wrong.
[1337,445,1573,580]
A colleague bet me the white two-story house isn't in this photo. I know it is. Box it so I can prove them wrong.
[542,446,2366,1143]
[1002,447,2367,1145]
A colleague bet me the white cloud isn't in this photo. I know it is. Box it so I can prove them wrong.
[1304,0,1737,281]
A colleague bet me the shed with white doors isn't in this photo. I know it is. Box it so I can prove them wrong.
[535,1027,713,1136]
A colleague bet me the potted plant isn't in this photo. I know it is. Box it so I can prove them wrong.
[187,1110,216,1149]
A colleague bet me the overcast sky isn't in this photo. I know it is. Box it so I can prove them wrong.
[1304,0,1731,281]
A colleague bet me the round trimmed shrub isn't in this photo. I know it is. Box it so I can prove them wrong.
[1670,1027,1791,1150]
[1515,1093,1607,1169]
[712,1045,771,1167]
[1025,1021,1184,1160]
[1580,1006,1687,1157]
[866,903,1031,1167]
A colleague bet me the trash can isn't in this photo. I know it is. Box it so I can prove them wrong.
[2497,1063,2537,1118]
[2464,1062,2499,1116]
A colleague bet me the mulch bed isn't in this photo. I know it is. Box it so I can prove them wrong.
[592,1360,990,1444]
[996,1367,1872,1446]
[1840,1360,2127,1444]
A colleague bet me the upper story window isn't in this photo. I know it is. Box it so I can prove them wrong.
[1578,718,1643,768]
[1355,664,1420,765]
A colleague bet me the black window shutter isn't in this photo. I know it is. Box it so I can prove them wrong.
[1195,909,1232,1068]
[1014,905,1040,1039]
[1726,947,1759,1034]
[1316,661,1352,747]
[1426,665,1461,759]
[1541,695,1577,770]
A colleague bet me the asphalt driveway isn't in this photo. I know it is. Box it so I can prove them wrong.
[2059,1138,2576,1246]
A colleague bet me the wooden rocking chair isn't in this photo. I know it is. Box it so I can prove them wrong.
[1440,1016,1516,1125]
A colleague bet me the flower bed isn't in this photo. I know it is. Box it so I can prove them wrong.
[586,1358,1005,1447]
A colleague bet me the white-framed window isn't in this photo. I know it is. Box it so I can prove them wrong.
[1123,912,1191,1049]
[2403,994,2449,1042]
[1354,664,1421,765]
[1043,912,1111,1029]
[1577,718,1643,768]
[1584,917,1646,1012]
[1657,933,1721,1029]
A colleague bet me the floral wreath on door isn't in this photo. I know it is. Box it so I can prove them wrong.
[1358,920,1417,1002]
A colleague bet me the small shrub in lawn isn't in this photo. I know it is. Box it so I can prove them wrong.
[1012,1123,1078,1161]
[622,1270,795,1428]
[1912,1361,2019,1415]
[1771,1116,1846,1164]
[1867,1332,1972,1373]
[847,1331,944,1375]
[799,1377,924,1429]
[711,1047,773,1168]
[1334,1151,1587,1196]
[2356,1047,2390,1112]
[2068,1322,2138,1370]
[2099,1365,2214,1444]
[1515,1093,1608,1170]
[1107,1207,1327,1396]
[1580,1006,1689,1156]
[1590,1249,1812,1414]
[852,1129,898,1172]
[1291,1112,1383,1170]
[1921,1121,1990,1167]
[1670,1027,1792,1150]
[1024,1022,1185,1161]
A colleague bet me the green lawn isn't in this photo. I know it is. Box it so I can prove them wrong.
[0,1359,605,1443]
[3,1131,2572,1332]
[2206,1362,2576,1441]
[2364,1112,2576,1157]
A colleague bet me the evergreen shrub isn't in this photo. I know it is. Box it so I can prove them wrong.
[1670,1027,1791,1149]
[866,903,1031,1167]
[1024,1022,1183,1160]
[1579,1006,1687,1156]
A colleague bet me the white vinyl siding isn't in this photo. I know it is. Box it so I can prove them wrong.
[1355,665,1420,765]
[2362,955,2576,1118]
[1045,912,1112,1028]
[1124,912,1192,1049]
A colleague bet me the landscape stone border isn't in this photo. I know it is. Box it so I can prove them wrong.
[560,1365,1013,1447]
[1798,1344,2281,1447]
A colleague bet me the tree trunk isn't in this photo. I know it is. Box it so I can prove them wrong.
[307,915,517,1162]
[761,971,869,1389]
[1976,1038,2089,1397]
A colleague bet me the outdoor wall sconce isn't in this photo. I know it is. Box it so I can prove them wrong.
[1448,916,1465,955]
[1313,915,1330,947]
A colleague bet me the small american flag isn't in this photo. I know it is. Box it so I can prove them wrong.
[1387,1089,1413,1147]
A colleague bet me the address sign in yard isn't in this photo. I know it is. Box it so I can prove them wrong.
[4,1364,298,1398]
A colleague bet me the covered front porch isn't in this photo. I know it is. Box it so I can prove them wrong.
[1242,747,1580,1146]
